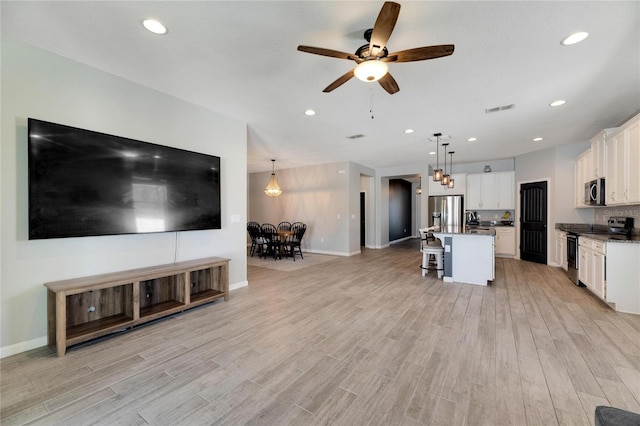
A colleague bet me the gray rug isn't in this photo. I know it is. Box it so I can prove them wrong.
[247,252,339,272]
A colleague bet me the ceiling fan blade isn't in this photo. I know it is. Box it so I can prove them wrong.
[323,69,355,93]
[369,2,401,57]
[297,45,360,62]
[384,45,455,63]
[378,72,399,94]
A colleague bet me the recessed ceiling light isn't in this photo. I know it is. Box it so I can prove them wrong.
[429,151,436,155]
[549,100,566,107]
[142,19,167,35]
[404,129,414,134]
[467,137,477,142]
[533,137,544,142]
[304,109,316,116]
[561,31,588,46]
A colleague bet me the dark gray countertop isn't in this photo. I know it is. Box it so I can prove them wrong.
[555,223,640,244]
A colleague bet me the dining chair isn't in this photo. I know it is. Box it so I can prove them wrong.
[287,222,307,261]
[277,221,292,232]
[260,223,279,260]
[247,222,262,257]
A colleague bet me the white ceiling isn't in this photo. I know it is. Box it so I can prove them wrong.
[2,1,639,173]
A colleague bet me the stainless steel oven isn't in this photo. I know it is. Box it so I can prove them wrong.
[566,232,579,285]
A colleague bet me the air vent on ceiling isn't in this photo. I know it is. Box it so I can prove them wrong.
[485,103,515,113]
[347,134,366,140]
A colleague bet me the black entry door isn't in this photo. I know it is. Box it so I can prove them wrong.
[520,181,548,264]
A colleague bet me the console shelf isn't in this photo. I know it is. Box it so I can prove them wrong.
[45,257,229,356]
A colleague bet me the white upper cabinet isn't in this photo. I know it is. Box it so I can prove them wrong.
[496,171,515,209]
[466,171,514,210]
[574,150,590,208]
[590,130,608,179]
[605,113,640,205]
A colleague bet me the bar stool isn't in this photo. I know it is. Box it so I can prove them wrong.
[419,228,444,279]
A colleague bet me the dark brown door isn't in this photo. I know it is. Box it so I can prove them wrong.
[520,181,547,264]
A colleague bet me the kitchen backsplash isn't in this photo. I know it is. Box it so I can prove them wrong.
[594,205,640,227]
[472,210,515,221]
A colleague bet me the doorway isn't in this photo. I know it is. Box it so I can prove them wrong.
[520,181,548,264]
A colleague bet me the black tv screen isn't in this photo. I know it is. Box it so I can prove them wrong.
[28,118,221,239]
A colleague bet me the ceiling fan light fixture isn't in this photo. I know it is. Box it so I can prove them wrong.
[354,60,388,82]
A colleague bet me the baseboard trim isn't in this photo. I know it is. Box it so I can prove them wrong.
[1,336,48,359]
[303,249,351,257]
[230,280,248,291]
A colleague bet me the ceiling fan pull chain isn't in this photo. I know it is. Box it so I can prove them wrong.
[370,88,374,119]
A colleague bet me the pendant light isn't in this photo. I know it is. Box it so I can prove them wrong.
[416,176,422,195]
[441,143,450,186]
[264,159,283,197]
[432,133,443,181]
[447,151,455,189]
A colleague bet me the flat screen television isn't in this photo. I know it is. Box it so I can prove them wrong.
[28,118,221,239]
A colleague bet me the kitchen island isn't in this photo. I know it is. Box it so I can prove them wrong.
[432,227,495,286]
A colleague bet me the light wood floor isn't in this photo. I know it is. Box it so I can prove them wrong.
[2,239,640,425]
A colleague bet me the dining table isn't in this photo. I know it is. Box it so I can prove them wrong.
[274,230,294,259]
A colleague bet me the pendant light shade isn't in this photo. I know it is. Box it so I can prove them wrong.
[447,151,455,189]
[354,60,389,82]
[264,159,283,197]
[441,143,450,186]
[432,133,443,181]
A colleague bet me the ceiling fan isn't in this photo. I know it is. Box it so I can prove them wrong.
[297,1,454,95]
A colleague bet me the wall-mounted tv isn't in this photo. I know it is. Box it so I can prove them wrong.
[28,118,221,239]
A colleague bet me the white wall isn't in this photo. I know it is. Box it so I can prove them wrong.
[515,142,592,263]
[248,161,352,255]
[1,40,248,356]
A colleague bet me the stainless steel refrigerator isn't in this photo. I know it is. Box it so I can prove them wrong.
[428,195,464,229]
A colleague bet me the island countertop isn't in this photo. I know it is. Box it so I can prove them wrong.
[433,226,496,236]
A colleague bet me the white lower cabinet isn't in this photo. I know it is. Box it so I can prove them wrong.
[593,249,606,299]
[578,237,606,300]
[555,230,567,270]
[495,227,515,257]
[606,243,640,314]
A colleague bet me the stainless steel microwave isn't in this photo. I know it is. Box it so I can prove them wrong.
[585,178,606,206]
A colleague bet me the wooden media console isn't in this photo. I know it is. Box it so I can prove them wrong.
[45,257,229,356]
